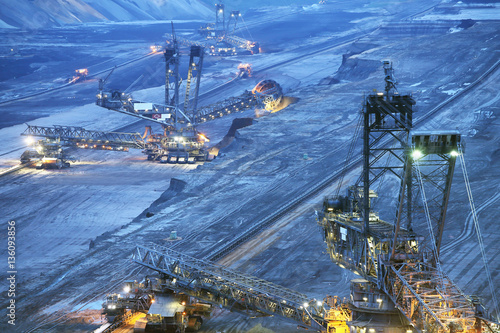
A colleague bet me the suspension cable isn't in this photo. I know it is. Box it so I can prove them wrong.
[458,145,500,321]
[414,157,444,286]
[239,17,255,43]
[335,112,363,197]
[124,74,144,94]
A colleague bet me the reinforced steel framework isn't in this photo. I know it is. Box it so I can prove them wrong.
[21,124,146,150]
[165,23,181,122]
[21,124,211,164]
[394,131,461,259]
[132,244,327,331]
[183,45,204,120]
[227,11,241,35]
[224,35,260,53]
[194,92,257,123]
[215,3,225,37]
[318,62,482,333]
[382,262,476,333]
[360,61,415,233]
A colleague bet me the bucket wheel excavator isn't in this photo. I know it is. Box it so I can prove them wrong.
[96,22,211,164]
[317,61,499,333]
[122,62,499,333]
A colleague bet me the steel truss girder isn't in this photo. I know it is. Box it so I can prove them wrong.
[165,27,180,109]
[21,124,146,149]
[382,262,475,333]
[226,11,240,35]
[365,96,413,132]
[133,244,327,331]
[224,35,255,51]
[363,92,414,234]
[183,45,204,119]
[194,92,258,124]
[164,33,208,49]
[397,133,461,256]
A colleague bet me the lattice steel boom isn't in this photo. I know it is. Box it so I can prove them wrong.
[132,243,327,331]
[21,124,146,149]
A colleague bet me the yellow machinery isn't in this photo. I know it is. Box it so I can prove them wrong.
[325,296,351,333]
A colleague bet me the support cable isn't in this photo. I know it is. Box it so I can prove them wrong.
[414,157,444,284]
[335,112,363,197]
[124,74,144,94]
[458,145,500,321]
[239,16,255,42]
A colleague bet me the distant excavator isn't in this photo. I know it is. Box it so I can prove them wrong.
[19,22,286,168]
[197,2,260,56]
[96,22,212,163]
[94,22,273,165]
